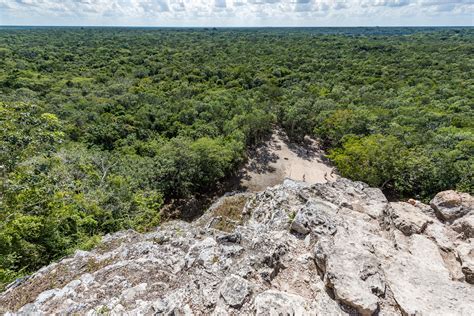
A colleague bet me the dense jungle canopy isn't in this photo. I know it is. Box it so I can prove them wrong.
[0,27,473,288]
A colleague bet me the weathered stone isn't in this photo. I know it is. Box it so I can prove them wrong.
[386,202,433,236]
[290,200,337,236]
[216,232,242,244]
[121,283,147,303]
[314,229,385,315]
[430,190,474,222]
[452,214,474,239]
[312,179,387,219]
[423,221,457,251]
[254,290,310,315]
[1,178,473,316]
[457,242,474,284]
[381,235,473,315]
[219,275,250,308]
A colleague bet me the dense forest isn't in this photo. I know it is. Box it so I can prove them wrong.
[0,27,473,288]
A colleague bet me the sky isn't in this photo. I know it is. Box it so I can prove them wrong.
[0,0,473,27]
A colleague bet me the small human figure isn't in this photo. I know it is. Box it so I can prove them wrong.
[303,174,306,182]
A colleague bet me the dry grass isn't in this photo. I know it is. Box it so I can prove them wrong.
[0,256,114,312]
[210,195,248,232]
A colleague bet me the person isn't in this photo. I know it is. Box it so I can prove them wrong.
[303,174,306,182]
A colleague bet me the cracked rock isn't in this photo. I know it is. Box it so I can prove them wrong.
[1,178,473,315]
[219,275,250,308]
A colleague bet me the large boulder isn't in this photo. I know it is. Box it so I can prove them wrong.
[380,234,473,315]
[314,230,387,315]
[430,190,474,222]
[385,202,433,236]
[452,214,474,239]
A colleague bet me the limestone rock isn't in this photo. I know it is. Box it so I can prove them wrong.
[254,290,311,315]
[452,214,474,239]
[457,242,474,284]
[219,275,251,308]
[381,234,472,315]
[386,202,433,236]
[290,200,337,236]
[1,178,473,315]
[430,190,474,222]
[314,230,387,315]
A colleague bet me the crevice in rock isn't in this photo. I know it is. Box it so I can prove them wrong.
[314,262,325,281]
[381,279,413,316]
[325,283,336,300]
[439,249,465,282]
[338,302,362,316]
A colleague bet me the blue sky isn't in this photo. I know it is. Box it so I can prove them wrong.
[0,0,472,26]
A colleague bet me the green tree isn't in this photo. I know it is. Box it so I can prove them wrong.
[329,134,404,189]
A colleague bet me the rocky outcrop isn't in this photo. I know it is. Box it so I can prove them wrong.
[430,190,474,222]
[1,178,473,315]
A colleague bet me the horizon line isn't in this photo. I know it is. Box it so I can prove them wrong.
[1,24,473,28]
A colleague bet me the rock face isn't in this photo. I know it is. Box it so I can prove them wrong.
[1,178,473,315]
[430,190,474,222]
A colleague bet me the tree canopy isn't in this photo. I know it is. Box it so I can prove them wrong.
[0,27,472,288]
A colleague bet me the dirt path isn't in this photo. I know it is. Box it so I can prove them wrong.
[239,129,337,192]
[170,129,337,221]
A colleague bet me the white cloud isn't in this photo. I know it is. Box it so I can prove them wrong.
[0,0,472,26]
[368,0,411,7]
